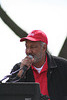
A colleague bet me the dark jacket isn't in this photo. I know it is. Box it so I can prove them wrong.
[7,52,67,100]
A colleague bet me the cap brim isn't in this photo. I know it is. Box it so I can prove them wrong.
[20,37,38,42]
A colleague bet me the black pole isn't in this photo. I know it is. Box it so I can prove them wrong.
[0,5,28,38]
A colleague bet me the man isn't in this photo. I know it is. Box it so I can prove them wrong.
[7,30,67,100]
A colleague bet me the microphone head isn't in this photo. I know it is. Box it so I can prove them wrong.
[29,55,33,59]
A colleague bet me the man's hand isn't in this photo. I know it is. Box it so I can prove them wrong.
[17,56,34,77]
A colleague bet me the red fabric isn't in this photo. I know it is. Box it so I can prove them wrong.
[31,56,49,96]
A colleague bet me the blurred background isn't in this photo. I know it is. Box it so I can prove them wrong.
[0,0,67,82]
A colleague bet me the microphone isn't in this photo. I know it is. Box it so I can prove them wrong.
[9,55,33,82]
[28,55,33,59]
[20,55,33,77]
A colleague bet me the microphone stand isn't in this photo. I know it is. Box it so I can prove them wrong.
[0,67,23,83]
[0,75,11,83]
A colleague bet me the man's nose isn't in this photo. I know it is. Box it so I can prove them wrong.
[27,47,32,54]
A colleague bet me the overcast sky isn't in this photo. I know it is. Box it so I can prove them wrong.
[0,0,67,82]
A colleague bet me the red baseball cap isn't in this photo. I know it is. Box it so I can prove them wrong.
[20,30,48,44]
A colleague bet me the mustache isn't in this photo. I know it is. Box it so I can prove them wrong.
[27,54,34,57]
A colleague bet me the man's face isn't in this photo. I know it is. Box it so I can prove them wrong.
[25,40,46,64]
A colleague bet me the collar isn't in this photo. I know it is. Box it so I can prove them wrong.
[31,55,48,73]
[46,52,57,69]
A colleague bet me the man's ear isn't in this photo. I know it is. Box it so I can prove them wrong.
[43,44,47,51]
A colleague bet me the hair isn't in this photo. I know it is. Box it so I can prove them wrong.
[40,41,47,52]
[40,41,46,46]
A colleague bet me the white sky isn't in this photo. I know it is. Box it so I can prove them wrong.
[0,0,67,82]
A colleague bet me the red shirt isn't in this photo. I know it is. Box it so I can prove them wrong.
[31,56,49,96]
